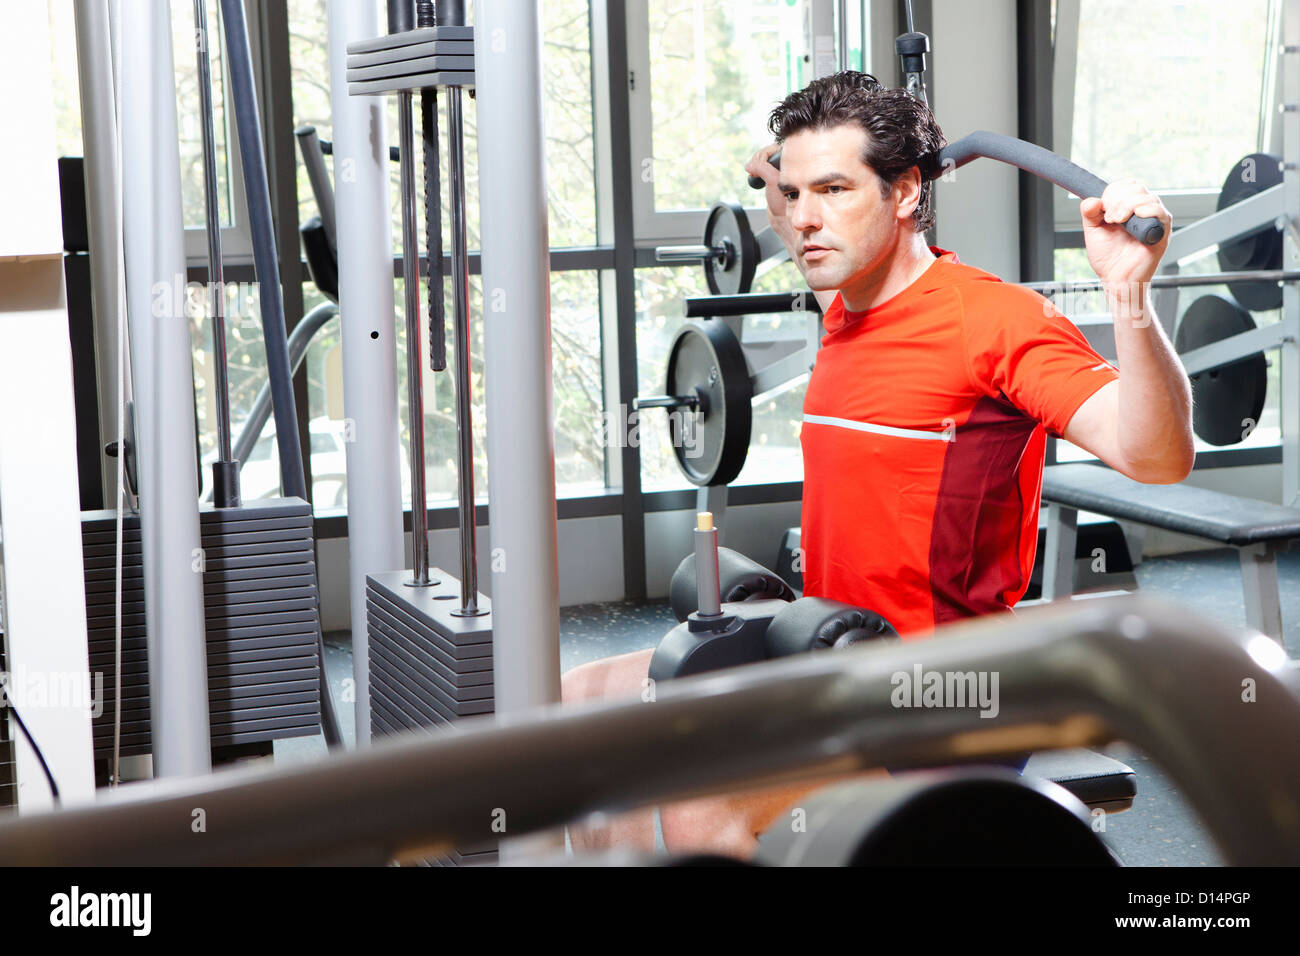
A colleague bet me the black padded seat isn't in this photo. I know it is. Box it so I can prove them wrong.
[1041,463,1300,547]
[1025,749,1137,814]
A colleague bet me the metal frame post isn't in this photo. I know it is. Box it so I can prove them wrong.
[1283,0,1300,504]
[474,0,561,711]
[328,0,406,744]
[1240,542,1284,642]
[118,0,212,776]
[1041,503,1078,601]
[72,0,125,506]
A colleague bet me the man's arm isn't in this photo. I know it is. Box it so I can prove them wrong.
[744,144,838,313]
[1060,182,1195,484]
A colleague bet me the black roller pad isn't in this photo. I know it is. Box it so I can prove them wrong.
[669,546,795,622]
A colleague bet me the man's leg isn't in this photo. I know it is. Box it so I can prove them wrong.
[562,649,884,860]
[561,649,658,853]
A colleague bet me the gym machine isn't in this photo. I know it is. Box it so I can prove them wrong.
[48,0,343,795]
[342,0,494,866]
[331,0,563,863]
[0,593,1295,865]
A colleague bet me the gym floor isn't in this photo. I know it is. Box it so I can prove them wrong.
[278,546,1300,866]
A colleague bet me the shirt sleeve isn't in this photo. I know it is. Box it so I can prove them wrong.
[957,281,1120,439]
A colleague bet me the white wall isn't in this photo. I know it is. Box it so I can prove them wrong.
[930,0,1021,281]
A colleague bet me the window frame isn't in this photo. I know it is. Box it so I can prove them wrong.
[179,0,258,266]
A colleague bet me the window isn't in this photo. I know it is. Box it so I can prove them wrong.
[1052,1,1284,465]
[1055,0,1279,229]
[1052,247,1283,464]
[628,0,857,241]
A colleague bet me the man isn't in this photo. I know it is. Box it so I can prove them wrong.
[563,72,1193,858]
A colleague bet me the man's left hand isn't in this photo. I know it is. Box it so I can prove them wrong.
[1080,180,1172,288]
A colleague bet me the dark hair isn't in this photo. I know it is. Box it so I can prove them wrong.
[767,71,946,232]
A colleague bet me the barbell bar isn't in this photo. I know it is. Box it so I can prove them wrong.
[1024,269,1300,295]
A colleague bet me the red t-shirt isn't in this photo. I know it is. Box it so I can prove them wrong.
[799,248,1118,639]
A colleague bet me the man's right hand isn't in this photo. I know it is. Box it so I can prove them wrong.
[744,144,791,247]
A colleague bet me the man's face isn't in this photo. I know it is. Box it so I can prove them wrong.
[777,124,919,295]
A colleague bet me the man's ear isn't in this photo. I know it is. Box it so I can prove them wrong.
[895,167,923,221]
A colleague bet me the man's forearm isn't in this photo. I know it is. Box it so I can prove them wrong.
[1109,284,1195,481]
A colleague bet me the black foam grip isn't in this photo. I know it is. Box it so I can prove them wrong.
[764,596,898,659]
[939,131,1164,245]
[668,546,796,622]
[747,148,782,190]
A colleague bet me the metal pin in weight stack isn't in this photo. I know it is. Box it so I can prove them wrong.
[390,0,434,587]
[694,512,723,618]
[439,0,484,616]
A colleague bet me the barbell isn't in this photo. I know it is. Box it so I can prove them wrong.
[632,319,753,487]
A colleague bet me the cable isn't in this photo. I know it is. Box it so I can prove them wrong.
[0,676,61,805]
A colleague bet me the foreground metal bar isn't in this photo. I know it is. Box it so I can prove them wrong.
[0,595,1297,864]
[474,0,557,697]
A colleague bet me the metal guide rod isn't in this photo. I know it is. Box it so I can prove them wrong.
[0,596,1297,864]
[193,0,239,507]
[398,90,431,587]
[447,85,480,614]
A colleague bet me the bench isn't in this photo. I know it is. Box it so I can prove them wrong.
[1041,463,1300,643]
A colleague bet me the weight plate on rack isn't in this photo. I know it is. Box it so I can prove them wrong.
[702,202,759,296]
[664,319,752,486]
[1217,153,1283,311]
[1174,294,1268,447]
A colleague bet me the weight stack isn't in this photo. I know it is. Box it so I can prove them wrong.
[365,569,495,866]
[80,498,323,761]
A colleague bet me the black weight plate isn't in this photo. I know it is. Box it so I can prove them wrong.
[664,320,752,486]
[1217,153,1283,310]
[702,202,758,296]
[1229,276,1284,313]
[1217,153,1281,270]
[1174,295,1268,447]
